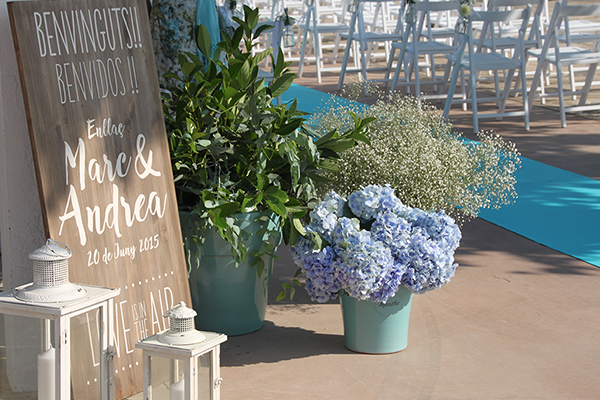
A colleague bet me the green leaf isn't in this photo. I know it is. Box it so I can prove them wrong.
[256,174,267,191]
[276,290,286,302]
[309,231,324,250]
[287,217,300,245]
[320,138,356,152]
[244,5,259,31]
[264,186,288,202]
[254,257,265,278]
[269,72,295,98]
[349,131,370,144]
[231,27,244,49]
[196,25,213,59]
[253,23,274,40]
[266,199,287,217]
[276,119,303,136]
[224,86,239,100]
[317,159,340,172]
[252,49,272,67]
[216,202,241,218]
[292,218,306,236]
[315,129,338,146]
[238,60,252,87]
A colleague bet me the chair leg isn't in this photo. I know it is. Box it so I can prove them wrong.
[568,64,577,101]
[391,46,407,92]
[469,68,479,133]
[414,50,422,102]
[577,62,598,109]
[338,35,354,89]
[556,62,567,128]
[314,32,323,84]
[441,59,452,94]
[521,64,530,131]
[297,28,310,78]
[460,68,467,111]
[359,38,369,86]
[383,45,398,88]
[527,59,544,114]
[333,33,343,60]
[443,61,462,120]
[497,68,515,118]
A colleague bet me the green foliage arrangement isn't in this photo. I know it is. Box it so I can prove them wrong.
[309,88,521,224]
[162,6,371,277]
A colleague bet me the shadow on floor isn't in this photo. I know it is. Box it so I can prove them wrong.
[221,320,348,367]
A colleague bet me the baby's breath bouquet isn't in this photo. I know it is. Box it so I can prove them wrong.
[310,90,521,225]
[291,185,461,303]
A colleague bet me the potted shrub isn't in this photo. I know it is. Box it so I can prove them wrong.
[162,7,371,335]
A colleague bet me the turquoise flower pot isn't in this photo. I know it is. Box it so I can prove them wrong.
[340,286,413,354]
[180,211,280,336]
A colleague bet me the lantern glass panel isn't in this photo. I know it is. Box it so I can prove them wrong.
[149,355,172,398]
[0,309,104,400]
[197,353,210,400]
[0,314,42,399]
[148,353,211,400]
[70,308,102,400]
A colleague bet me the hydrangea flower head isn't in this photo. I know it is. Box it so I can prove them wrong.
[306,191,345,242]
[291,185,461,303]
[348,185,405,221]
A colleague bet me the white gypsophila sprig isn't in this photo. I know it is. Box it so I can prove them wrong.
[309,91,521,225]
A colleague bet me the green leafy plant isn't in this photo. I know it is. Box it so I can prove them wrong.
[162,6,372,280]
[309,88,521,225]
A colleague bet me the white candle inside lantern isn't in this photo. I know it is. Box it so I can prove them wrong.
[170,379,185,400]
[37,346,55,400]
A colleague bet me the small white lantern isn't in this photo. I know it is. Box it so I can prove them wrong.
[0,239,119,399]
[136,302,227,400]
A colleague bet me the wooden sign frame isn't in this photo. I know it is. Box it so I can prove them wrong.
[7,0,192,397]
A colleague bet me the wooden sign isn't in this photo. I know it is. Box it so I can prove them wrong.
[7,0,192,398]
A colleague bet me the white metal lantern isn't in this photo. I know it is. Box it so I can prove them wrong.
[0,239,119,400]
[136,302,227,400]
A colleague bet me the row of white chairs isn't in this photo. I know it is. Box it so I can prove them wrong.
[248,0,600,130]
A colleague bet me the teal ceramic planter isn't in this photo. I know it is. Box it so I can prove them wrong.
[180,211,280,336]
[340,286,413,354]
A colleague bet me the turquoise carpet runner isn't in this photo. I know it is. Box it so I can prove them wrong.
[283,84,600,268]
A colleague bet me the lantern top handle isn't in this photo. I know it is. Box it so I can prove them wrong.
[29,239,72,261]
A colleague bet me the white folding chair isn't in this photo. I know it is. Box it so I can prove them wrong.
[442,6,531,132]
[527,2,600,128]
[386,0,460,101]
[476,0,546,97]
[557,0,600,98]
[337,0,406,89]
[297,0,350,83]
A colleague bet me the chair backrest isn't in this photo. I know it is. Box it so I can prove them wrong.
[411,0,461,42]
[544,3,600,51]
[456,7,531,62]
[303,0,349,28]
[352,0,405,33]
[554,0,600,47]
[486,0,546,41]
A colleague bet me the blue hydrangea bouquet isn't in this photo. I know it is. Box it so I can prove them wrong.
[291,185,462,304]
